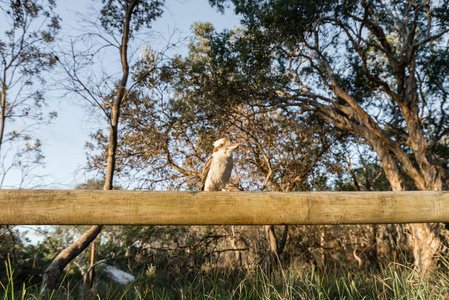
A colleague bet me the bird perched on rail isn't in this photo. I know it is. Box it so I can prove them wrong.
[201,138,240,191]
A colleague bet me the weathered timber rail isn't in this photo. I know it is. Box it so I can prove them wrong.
[1,190,448,225]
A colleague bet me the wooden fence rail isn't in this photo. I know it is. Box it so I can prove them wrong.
[1,190,448,225]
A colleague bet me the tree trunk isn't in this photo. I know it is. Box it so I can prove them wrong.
[278,225,288,255]
[409,223,440,275]
[229,226,241,267]
[265,225,288,262]
[265,225,279,259]
[42,0,137,290]
[87,242,95,288]
[0,83,7,155]
[42,225,103,290]
[372,137,441,274]
[399,72,442,275]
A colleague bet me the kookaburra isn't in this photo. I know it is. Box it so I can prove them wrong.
[201,138,240,191]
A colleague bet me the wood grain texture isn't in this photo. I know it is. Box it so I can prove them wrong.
[1,190,448,225]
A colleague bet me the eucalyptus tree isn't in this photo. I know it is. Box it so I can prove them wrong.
[42,0,165,290]
[110,22,345,193]
[86,22,348,263]
[0,0,59,188]
[208,0,449,274]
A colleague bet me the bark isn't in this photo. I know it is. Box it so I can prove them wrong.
[409,223,440,275]
[265,225,288,260]
[395,63,442,275]
[87,242,95,288]
[320,227,325,265]
[372,135,441,274]
[103,0,137,190]
[265,225,279,260]
[42,225,103,290]
[397,65,443,191]
[278,225,288,255]
[370,139,403,191]
[229,226,241,266]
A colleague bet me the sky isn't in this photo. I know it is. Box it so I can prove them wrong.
[2,0,241,245]
[2,0,241,190]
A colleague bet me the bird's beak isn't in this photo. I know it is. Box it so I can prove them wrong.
[226,143,240,151]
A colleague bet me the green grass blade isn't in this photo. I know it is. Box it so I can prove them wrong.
[7,256,14,300]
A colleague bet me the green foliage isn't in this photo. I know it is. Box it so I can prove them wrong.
[1,0,59,78]
[0,0,60,188]
[99,0,164,35]
[87,20,354,192]
[75,178,121,190]
[0,226,53,287]
[75,178,106,190]
[207,0,449,192]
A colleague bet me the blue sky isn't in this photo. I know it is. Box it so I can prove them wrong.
[2,0,240,189]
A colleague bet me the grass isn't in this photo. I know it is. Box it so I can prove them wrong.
[2,259,449,299]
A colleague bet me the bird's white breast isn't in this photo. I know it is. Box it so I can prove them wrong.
[204,151,234,191]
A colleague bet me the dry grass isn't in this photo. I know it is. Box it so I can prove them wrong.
[3,256,449,299]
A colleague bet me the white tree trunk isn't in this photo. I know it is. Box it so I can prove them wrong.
[371,137,441,274]
[409,223,440,275]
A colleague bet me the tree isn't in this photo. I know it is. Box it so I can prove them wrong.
[86,22,349,264]
[208,0,449,274]
[42,0,165,290]
[0,0,59,188]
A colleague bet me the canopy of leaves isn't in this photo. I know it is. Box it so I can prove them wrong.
[207,0,449,191]
[99,0,164,36]
[84,22,355,192]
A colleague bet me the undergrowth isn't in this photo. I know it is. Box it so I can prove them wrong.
[2,257,449,299]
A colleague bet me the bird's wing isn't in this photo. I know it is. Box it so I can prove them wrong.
[201,156,213,191]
